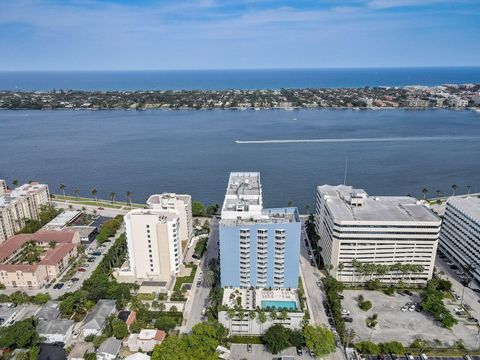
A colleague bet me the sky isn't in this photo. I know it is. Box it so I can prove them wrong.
[0,0,479,70]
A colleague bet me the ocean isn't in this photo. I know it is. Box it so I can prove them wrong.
[0,67,480,91]
[0,109,479,208]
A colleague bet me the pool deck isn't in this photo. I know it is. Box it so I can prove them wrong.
[222,287,299,311]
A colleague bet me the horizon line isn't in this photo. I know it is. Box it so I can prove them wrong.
[1,65,480,73]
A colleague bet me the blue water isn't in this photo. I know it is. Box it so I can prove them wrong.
[0,68,479,91]
[261,300,297,310]
[0,109,480,208]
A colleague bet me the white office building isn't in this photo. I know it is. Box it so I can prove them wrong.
[439,197,480,282]
[146,193,192,246]
[315,185,441,284]
[119,208,182,284]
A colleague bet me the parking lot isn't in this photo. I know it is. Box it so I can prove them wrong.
[341,290,479,348]
[365,356,480,360]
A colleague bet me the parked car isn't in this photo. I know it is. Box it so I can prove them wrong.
[405,353,414,360]
[401,305,408,312]
[390,354,398,360]
[296,347,303,356]
[71,277,79,282]
[344,317,353,323]
[454,307,464,312]
[78,268,87,272]
[54,283,64,289]
[328,318,334,326]
[247,344,252,353]
[87,257,96,262]
[456,270,465,276]
[98,207,104,210]
[404,290,414,296]
[464,356,472,360]
[420,353,428,360]
[309,349,315,357]
[45,283,52,289]
[338,294,345,300]
[92,251,102,256]
[341,309,350,316]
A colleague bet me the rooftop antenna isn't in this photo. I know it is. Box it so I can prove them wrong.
[343,153,348,185]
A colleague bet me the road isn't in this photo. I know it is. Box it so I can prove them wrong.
[230,344,317,360]
[53,200,128,218]
[182,217,219,333]
[436,256,480,320]
[300,223,345,360]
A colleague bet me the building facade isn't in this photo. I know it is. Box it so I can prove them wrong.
[0,230,79,289]
[0,180,50,244]
[120,209,182,283]
[147,193,193,245]
[439,197,480,282]
[219,172,301,289]
[315,185,441,284]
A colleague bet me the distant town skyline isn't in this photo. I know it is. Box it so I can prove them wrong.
[0,0,479,71]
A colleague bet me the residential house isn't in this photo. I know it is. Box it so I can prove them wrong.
[126,329,166,352]
[81,299,116,337]
[96,337,122,360]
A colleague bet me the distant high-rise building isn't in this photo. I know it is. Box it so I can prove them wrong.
[315,184,441,284]
[439,197,480,282]
[146,193,192,245]
[0,180,50,244]
[122,209,182,283]
[219,172,301,289]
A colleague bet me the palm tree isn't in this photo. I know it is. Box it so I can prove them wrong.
[436,199,442,212]
[109,192,116,204]
[81,206,86,212]
[280,310,289,324]
[451,184,458,196]
[258,311,267,333]
[204,270,216,288]
[421,188,428,200]
[435,190,441,199]
[126,191,133,208]
[227,308,236,331]
[12,179,19,188]
[270,311,277,321]
[59,183,66,198]
[91,187,98,202]
[151,300,159,311]
[92,209,97,217]
[158,302,166,312]
[74,188,80,200]
[48,241,57,249]
[466,185,471,196]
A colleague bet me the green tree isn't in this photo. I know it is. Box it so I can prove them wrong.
[109,192,116,203]
[355,340,381,355]
[192,201,205,216]
[12,179,19,187]
[154,317,177,332]
[289,329,304,348]
[32,293,51,305]
[91,187,98,202]
[0,318,40,349]
[421,188,428,200]
[380,341,405,355]
[74,187,80,199]
[85,353,96,360]
[28,346,40,360]
[303,325,336,356]
[262,325,291,354]
[112,318,128,339]
[451,184,458,196]
[126,191,133,208]
[59,183,66,197]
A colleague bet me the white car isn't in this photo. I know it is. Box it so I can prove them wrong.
[456,270,465,276]
[341,309,350,316]
[401,305,408,312]
[408,305,416,312]
[454,307,464,312]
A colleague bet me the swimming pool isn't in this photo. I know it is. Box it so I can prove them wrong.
[261,300,297,310]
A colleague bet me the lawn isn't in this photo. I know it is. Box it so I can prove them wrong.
[173,264,198,292]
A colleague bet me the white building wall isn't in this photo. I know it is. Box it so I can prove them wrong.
[218,311,303,335]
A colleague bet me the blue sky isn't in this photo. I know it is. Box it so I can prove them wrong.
[0,0,479,70]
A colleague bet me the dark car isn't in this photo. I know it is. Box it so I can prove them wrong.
[338,294,345,300]
[296,347,303,356]
[328,318,334,326]
[71,277,80,282]
[78,268,87,272]
[54,283,64,289]
[344,317,353,323]
[87,257,96,262]
[45,283,52,289]
[390,354,398,360]
[404,290,414,296]
[247,344,252,353]
[92,251,102,256]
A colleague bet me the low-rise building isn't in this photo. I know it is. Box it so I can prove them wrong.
[37,318,74,344]
[43,210,82,230]
[97,337,122,360]
[315,185,441,284]
[125,354,151,360]
[0,230,79,289]
[0,180,50,244]
[439,197,480,282]
[82,299,116,337]
[125,329,166,352]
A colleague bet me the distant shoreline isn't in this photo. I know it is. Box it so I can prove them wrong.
[1,84,478,111]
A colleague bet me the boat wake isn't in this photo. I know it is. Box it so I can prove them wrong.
[235,136,480,144]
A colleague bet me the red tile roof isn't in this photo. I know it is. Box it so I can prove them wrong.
[154,330,166,342]
[39,243,76,266]
[0,231,76,261]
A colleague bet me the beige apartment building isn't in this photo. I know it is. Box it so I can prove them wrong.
[118,208,182,285]
[146,193,192,245]
[0,180,50,244]
[315,185,441,285]
[0,230,79,289]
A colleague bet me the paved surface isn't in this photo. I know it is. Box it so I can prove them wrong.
[300,224,345,360]
[365,356,480,360]
[182,217,219,333]
[230,344,317,360]
[53,200,128,218]
[0,304,40,326]
[341,290,478,348]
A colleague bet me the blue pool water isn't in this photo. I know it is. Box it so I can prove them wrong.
[261,300,297,310]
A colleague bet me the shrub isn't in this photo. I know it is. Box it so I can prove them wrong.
[380,341,405,354]
[383,286,395,296]
[365,279,382,290]
[355,341,381,355]
[359,300,372,311]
